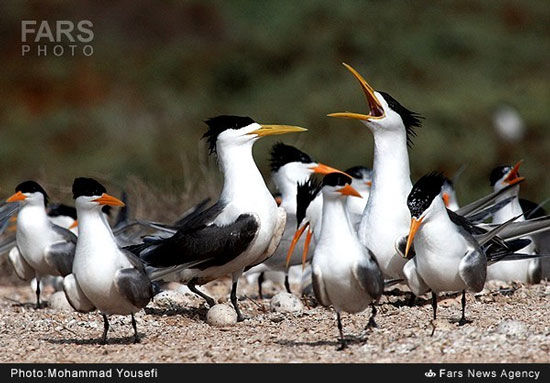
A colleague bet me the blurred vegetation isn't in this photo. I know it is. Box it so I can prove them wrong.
[0,0,548,215]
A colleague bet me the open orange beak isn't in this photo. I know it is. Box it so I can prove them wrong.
[404,217,423,258]
[442,193,450,208]
[310,163,350,177]
[327,63,385,121]
[6,191,26,203]
[286,222,311,269]
[337,184,362,198]
[68,220,78,229]
[92,193,125,207]
[504,160,525,186]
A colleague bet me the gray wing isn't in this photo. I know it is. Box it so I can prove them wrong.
[50,223,78,244]
[352,249,384,300]
[115,250,152,309]
[458,248,487,293]
[44,241,75,276]
[312,264,330,307]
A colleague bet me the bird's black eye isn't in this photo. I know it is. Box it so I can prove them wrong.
[72,177,107,199]
[407,172,446,218]
[202,115,256,154]
[270,142,314,172]
[322,173,352,187]
[15,180,49,206]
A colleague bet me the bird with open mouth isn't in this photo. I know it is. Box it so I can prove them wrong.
[328,63,423,282]
[126,115,306,321]
[486,161,541,284]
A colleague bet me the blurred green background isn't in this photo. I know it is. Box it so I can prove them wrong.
[0,0,548,214]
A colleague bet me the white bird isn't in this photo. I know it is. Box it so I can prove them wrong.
[6,181,76,308]
[328,63,423,280]
[63,177,152,344]
[245,142,344,297]
[344,165,372,228]
[486,161,540,284]
[127,115,306,321]
[402,173,550,327]
[289,173,383,349]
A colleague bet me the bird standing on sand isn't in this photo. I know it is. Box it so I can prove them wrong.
[127,116,306,321]
[63,177,152,344]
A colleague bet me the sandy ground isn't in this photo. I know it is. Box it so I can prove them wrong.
[0,276,549,364]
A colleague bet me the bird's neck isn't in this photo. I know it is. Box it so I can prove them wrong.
[494,194,524,224]
[217,143,270,203]
[17,204,49,230]
[279,182,298,212]
[370,129,412,197]
[319,197,355,242]
[77,209,116,247]
[417,201,460,246]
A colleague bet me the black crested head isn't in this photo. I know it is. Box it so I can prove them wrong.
[322,172,353,188]
[378,91,423,147]
[296,178,322,227]
[202,115,255,154]
[489,165,512,186]
[344,165,371,180]
[270,142,314,172]
[72,177,107,199]
[15,181,49,206]
[47,203,77,220]
[407,172,446,218]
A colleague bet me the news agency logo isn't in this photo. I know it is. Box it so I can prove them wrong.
[424,369,436,378]
[21,20,94,56]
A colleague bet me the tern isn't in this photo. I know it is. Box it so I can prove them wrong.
[486,161,540,284]
[402,173,550,327]
[289,173,383,349]
[5,181,76,308]
[328,63,423,280]
[344,166,372,228]
[127,116,306,321]
[246,142,344,298]
[63,177,152,344]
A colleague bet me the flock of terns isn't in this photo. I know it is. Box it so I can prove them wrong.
[1,63,549,350]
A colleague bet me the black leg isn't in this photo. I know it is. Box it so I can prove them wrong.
[35,278,41,309]
[407,292,417,307]
[258,272,265,300]
[131,314,140,343]
[188,280,216,307]
[336,312,347,350]
[101,314,109,344]
[284,274,291,294]
[431,291,438,320]
[366,303,378,329]
[458,290,469,326]
[230,281,244,322]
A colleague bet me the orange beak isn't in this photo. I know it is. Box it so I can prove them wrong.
[337,184,362,198]
[286,222,309,269]
[504,160,525,186]
[366,181,372,187]
[275,196,282,206]
[68,220,78,229]
[405,218,423,258]
[442,193,450,208]
[6,191,26,203]
[92,193,125,207]
[327,63,385,121]
[302,228,313,271]
[310,163,350,177]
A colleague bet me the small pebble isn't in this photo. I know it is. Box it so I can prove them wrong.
[48,291,73,311]
[270,292,303,314]
[206,304,237,327]
[497,320,527,337]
